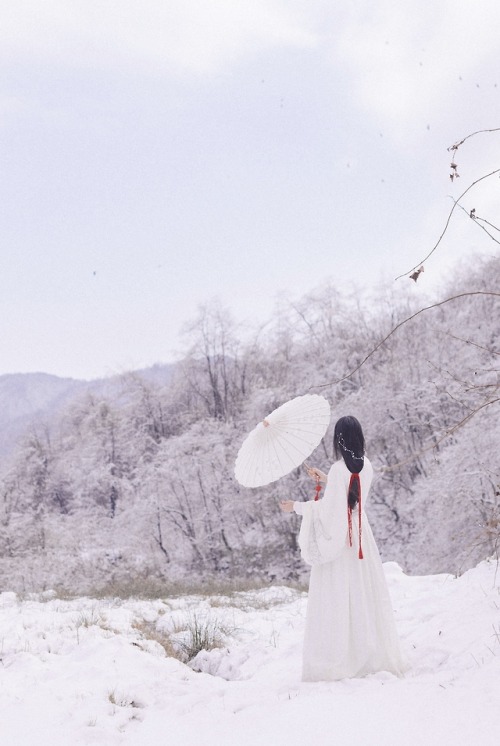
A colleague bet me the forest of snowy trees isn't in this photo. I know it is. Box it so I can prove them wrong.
[0,255,498,593]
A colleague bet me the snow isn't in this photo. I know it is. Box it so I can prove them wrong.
[1,560,499,746]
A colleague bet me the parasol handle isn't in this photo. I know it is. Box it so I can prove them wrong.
[304,462,328,484]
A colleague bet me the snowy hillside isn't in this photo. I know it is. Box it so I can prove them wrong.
[0,257,497,591]
[0,372,82,422]
[0,365,175,465]
[0,559,499,746]
[0,372,83,461]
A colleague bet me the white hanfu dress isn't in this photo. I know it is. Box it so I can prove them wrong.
[294,457,407,681]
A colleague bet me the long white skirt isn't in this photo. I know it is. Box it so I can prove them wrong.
[302,517,407,681]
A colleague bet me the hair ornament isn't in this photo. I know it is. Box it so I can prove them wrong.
[338,433,364,461]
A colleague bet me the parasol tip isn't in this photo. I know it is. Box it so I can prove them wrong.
[262,419,270,428]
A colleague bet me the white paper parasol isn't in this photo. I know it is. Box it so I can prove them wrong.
[234,394,331,488]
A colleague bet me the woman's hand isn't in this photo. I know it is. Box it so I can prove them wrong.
[279,500,295,513]
[305,464,327,483]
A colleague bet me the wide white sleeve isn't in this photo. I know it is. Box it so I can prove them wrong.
[297,462,349,565]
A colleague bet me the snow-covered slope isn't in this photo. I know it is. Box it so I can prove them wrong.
[0,559,498,746]
[0,365,175,465]
[0,372,84,461]
[0,372,84,421]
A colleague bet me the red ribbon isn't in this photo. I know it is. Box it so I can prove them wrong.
[347,473,363,559]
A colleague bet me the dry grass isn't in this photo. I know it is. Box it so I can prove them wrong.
[177,613,232,660]
[23,575,307,601]
[74,606,109,630]
[82,576,303,600]
[131,618,180,659]
[208,587,303,611]
[108,690,144,708]
[132,612,233,663]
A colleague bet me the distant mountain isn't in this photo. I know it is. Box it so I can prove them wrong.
[128,363,176,387]
[0,364,176,466]
[0,373,85,464]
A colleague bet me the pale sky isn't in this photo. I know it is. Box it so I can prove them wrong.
[1,0,499,380]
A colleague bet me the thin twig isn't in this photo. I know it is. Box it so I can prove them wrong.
[475,216,500,234]
[448,127,500,152]
[395,169,500,280]
[455,202,500,247]
[310,291,500,389]
[431,328,500,356]
[378,396,500,473]
[426,358,475,392]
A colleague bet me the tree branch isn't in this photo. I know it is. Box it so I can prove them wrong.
[431,328,500,356]
[448,127,500,153]
[455,202,500,246]
[378,396,500,473]
[310,291,500,389]
[395,169,500,280]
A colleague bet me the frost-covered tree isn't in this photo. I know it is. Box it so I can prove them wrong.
[0,251,498,591]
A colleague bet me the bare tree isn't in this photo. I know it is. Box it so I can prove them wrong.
[181,300,246,421]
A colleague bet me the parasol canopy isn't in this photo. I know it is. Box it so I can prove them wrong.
[234,394,331,488]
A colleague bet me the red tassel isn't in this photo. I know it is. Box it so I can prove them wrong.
[314,479,322,501]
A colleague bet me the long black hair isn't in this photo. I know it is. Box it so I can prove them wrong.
[333,415,365,509]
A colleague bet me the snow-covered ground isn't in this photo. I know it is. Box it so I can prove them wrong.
[1,560,499,746]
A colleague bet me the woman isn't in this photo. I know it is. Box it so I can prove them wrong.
[280,415,407,681]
